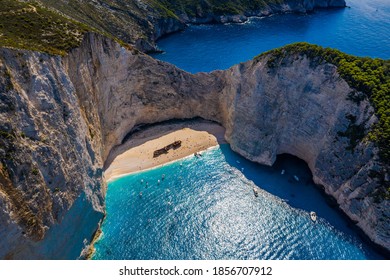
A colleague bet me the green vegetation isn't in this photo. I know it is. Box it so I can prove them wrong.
[256,43,390,167]
[147,0,180,19]
[337,114,366,152]
[0,0,90,55]
[148,0,284,17]
[31,168,39,176]
[0,0,289,55]
[0,165,45,241]
[0,129,15,140]
[36,0,155,50]
[0,0,134,55]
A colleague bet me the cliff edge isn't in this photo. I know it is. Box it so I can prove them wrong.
[33,0,346,52]
[0,33,388,258]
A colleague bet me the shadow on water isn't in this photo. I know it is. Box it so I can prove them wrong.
[95,142,386,259]
[218,144,385,259]
[104,117,225,170]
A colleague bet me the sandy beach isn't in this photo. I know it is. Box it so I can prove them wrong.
[104,120,226,181]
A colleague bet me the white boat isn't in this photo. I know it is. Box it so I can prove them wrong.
[310,211,317,222]
[253,187,259,197]
[293,175,299,182]
[281,169,285,175]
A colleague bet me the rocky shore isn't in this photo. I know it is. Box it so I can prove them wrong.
[148,0,347,52]
[0,31,388,258]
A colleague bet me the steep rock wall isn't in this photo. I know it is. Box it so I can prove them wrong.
[0,47,105,259]
[0,33,388,258]
[221,56,389,250]
[36,0,346,53]
[151,0,346,51]
[65,34,225,161]
[66,33,389,252]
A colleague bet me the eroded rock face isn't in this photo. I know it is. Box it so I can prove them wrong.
[0,47,105,259]
[0,33,388,258]
[161,0,346,28]
[220,56,389,251]
[36,0,345,53]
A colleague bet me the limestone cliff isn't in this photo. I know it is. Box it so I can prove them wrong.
[0,33,388,259]
[220,55,389,251]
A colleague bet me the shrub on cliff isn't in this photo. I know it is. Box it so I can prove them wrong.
[0,0,91,55]
[257,43,390,200]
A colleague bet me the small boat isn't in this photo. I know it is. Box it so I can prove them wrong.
[253,187,259,197]
[281,169,285,175]
[162,174,165,180]
[310,211,317,222]
[141,179,144,184]
[157,180,160,185]
[236,160,240,164]
[139,192,143,198]
[293,175,299,182]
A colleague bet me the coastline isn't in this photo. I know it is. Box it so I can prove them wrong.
[88,120,226,259]
[149,3,347,53]
[104,120,226,182]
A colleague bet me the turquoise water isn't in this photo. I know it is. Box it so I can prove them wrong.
[93,0,389,259]
[93,145,380,259]
[152,0,390,73]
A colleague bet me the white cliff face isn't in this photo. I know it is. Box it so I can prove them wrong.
[0,33,388,258]
[221,55,389,251]
[0,47,105,259]
[66,34,389,253]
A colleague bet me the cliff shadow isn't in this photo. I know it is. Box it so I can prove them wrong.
[219,147,385,259]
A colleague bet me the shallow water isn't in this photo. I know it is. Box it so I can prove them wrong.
[93,145,381,259]
[152,0,390,73]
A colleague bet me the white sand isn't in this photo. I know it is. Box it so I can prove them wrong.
[104,121,226,181]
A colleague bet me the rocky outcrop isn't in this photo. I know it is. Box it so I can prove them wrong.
[220,55,389,251]
[36,0,346,53]
[0,32,388,259]
[151,0,347,51]
[177,0,346,24]
[0,46,106,259]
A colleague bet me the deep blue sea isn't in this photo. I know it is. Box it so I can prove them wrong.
[93,146,381,260]
[93,0,389,259]
[152,0,390,73]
